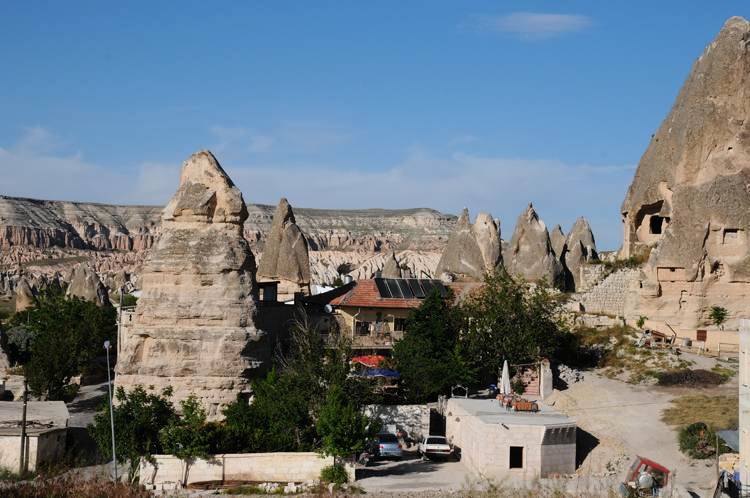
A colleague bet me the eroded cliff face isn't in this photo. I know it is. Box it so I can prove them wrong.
[114,151,264,418]
[621,16,750,329]
[0,195,455,288]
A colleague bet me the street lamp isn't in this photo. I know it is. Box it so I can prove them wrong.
[104,340,117,482]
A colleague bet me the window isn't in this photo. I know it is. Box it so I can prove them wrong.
[394,318,407,332]
[355,321,371,336]
[509,446,524,469]
[649,215,668,234]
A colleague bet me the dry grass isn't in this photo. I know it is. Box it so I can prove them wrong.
[661,394,738,430]
[0,476,152,498]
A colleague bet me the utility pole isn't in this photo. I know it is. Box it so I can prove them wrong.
[18,377,28,475]
[117,286,124,356]
[104,340,117,482]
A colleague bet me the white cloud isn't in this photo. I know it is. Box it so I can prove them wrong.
[0,127,632,250]
[465,12,592,41]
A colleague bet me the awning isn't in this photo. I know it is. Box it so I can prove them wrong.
[360,368,400,379]
[352,355,386,368]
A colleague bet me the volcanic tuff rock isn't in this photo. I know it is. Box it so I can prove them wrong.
[505,204,564,288]
[115,150,263,418]
[14,277,36,313]
[256,198,311,300]
[66,263,110,306]
[435,209,502,282]
[550,225,567,261]
[564,218,598,291]
[620,16,750,329]
[381,251,410,278]
[0,196,455,288]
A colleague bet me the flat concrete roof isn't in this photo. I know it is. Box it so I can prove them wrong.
[0,401,69,428]
[449,398,575,427]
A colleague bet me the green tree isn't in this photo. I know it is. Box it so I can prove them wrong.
[13,289,116,399]
[160,395,212,486]
[317,384,376,463]
[89,385,177,482]
[709,306,728,330]
[392,290,471,403]
[460,272,568,383]
[221,311,373,454]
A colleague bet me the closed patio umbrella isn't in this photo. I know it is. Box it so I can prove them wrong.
[500,360,511,395]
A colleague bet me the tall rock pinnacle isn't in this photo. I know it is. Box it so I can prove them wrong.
[115,150,263,418]
[435,208,502,281]
[257,197,311,300]
[621,16,750,329]
[505,204,564,288]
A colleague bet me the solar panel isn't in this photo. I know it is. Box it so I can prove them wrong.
[374,278,391,298]
[407,279,425,298]
[432,280,449,297]
[396,279,414,299]
[420,280,436,296]
[385,278,403,298]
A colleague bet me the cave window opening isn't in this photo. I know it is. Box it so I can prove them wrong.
[649,216,668,235]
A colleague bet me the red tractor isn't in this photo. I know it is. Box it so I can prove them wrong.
[618,456,671,497]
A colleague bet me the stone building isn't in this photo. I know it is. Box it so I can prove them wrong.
[325,277,450,353]
[445,398,576,479]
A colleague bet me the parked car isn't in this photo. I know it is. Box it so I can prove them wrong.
[418,435,454,460]
[370,432,403,460]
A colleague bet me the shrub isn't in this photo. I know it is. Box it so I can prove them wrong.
[656,369,726,386]
[511,379,525,395]
[320,463,349,484]
[678,422,716,459]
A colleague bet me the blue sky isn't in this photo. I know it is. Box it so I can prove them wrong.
[1,2,748,250]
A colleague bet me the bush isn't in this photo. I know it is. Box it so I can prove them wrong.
[678,422,717,459]
[656,369,726,386]
[511,379,525,395]
[320,463,349,484]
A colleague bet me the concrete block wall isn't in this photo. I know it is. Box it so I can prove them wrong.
[540,443,576,476]
[140,452,336,488]
[0,429,66,472]
[579,269,639,316]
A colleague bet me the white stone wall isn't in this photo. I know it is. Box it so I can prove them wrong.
[579,269,639,316]
[0,429,66,472]
[739,319,750,484]
[364,404,429,440]
[140,452,338,488]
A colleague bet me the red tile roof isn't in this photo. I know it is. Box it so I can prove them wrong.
[330,279,423,309]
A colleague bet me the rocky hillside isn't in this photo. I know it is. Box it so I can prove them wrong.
[0,195,454,253]
[0,195,455,288]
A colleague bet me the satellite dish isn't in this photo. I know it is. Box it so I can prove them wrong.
[324,304,333,314]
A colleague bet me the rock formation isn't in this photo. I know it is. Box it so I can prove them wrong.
[257,198,311,300]
[14,278,36,313]
[564,218,598,291]
[0,196,455,289]
[380,251,413,279]
[505,204,564,288]
[66,263,110,306]
[115,150,264,418]
[435,209,502,281]
[621,17,750,330]
[550,225,567,261]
